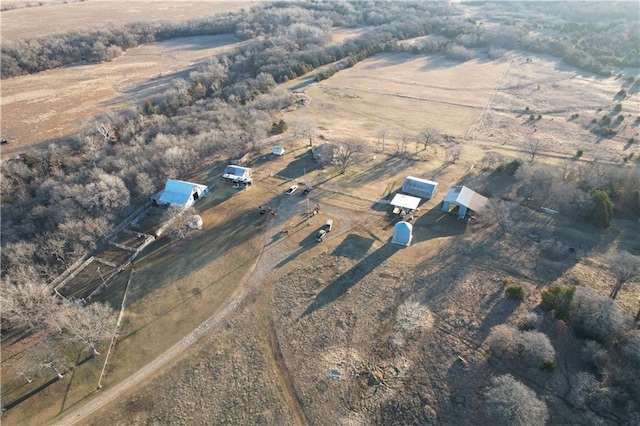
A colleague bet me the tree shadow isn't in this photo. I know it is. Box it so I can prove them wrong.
[274,227,322,269]
[276,149,319,180]
[299,243,399,318]
[411,204,468,243]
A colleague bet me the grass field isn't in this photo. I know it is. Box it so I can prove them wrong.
[0,34,242,157]
[0,0,256,42]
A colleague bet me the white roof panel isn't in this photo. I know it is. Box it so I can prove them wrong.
[390,193,421,210]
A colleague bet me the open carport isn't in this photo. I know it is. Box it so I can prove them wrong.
[390,193,421,215]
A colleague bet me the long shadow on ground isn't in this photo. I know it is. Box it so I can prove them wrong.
[300,242,399,318]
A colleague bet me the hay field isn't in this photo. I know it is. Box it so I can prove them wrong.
[287,53,510,140]
[0,0,256,42]
[286,50,638,167]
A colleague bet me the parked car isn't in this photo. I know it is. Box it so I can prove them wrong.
[285,185,298,195]
[315,219,333,242]
[302,186,313,196]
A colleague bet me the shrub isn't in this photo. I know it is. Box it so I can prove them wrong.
[591,118,597,124]
[270,119,288,134]
[629,137,635,144]
[517,312,540,331]
[519,330,556,368]
[525,106,530,111]
[541,361,557,372]
[576,149,583,158]
[540,285,575,321]
[589,188,613,228]
[496,159,522,175]
[616,115,624,122]
[616,89,627,98]
[505,285,526,301]
[537,114,542,120]
[529,114,535,121]
[487,326,556,369]
[484,375,549,426]
[613,103,622,113]
[571,287,632,345]
[601,116,611,125]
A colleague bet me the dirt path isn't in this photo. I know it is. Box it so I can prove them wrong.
[53,217,276,426]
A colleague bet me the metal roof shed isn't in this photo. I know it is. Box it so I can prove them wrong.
[442,185,488,218]
[392,221,413,246]
[402,176,438,200]
[390,193,421,211]
[222,165,252,184]
[158,179,208,208]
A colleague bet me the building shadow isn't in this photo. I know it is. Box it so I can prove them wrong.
[300,243,399,318]
[332,234,375,260]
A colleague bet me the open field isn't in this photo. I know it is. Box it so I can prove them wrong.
[0,0,256,42]
[0,34,242,157]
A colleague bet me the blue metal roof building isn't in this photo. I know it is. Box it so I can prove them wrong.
[158,179,208,208]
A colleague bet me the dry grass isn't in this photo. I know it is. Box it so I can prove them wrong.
[0,1,256,42]
[0,34,242,157]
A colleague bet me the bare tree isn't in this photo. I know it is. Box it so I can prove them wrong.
[1,277,58,332]
[446,144,462,164]
[297,118,317,147]
[484,375,549,426]
[416,127,438,151]
[375,123,390,152]
[31,339,72,379]
[333,137,369,174]
[607,250,640,300]
[57,300,116,356]
[572,287,632,344]
[526,138,546,163]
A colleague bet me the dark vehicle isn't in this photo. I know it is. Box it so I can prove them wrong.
[302,186,313,196]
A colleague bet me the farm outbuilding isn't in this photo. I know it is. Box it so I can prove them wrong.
[401,176,438,200]
[157,179,208,208]
[392,221,413,246]
[442,185,488,218]
[222,165,252,184]
[272,146,285,156]
[390,193,421,215]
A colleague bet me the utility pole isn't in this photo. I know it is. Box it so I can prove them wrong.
[97,267,106,286]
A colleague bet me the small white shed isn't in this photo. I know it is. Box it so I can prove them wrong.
[222,165,252,184]
[391,221,413,246]
[272,146,285,156]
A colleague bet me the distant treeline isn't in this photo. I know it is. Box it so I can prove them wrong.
[0,13,241,78]
[3,1,638,80]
